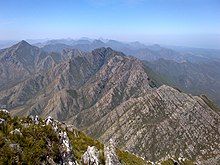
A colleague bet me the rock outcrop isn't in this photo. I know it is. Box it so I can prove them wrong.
[104,139,121,165]
[82,146,99,165]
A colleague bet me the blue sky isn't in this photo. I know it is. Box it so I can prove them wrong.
[0,0,220,48]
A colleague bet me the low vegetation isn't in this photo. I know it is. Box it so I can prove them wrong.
[0,110,196,164]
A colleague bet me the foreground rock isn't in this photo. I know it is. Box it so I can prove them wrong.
[82,146,99,165]
[104,139,121,165]
[0,109,153,165]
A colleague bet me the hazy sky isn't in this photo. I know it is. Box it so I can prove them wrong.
[0,0,220,48]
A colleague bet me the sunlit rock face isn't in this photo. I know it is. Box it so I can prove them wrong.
[81,146,99,165]
[43,116,78,165]
[104,139,121,165]
[59,131,77,165]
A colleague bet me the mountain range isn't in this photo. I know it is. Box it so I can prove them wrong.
[29,38,220,107]
[0,40,219,164]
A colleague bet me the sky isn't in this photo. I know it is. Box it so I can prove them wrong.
[0,0,220,48]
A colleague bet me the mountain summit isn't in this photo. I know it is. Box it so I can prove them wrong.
[16,40,31,47]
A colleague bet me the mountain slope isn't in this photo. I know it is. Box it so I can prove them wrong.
[146,59,220,106]
[88,85,220,163]
[0,41,63,91]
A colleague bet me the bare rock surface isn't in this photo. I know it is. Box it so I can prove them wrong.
[104,139,121,165]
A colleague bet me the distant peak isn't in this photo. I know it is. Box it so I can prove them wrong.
[16,40,31,47]
[7,40,35,52]
[20,40,30,45]
[92,39,105,44]
[107,40,120,43]
[131,41,141,44]
[147,44,162,51]
[152,44,161,47]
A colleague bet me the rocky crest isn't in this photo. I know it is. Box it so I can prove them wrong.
[104,139,121,165]
[1,109,179,165]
